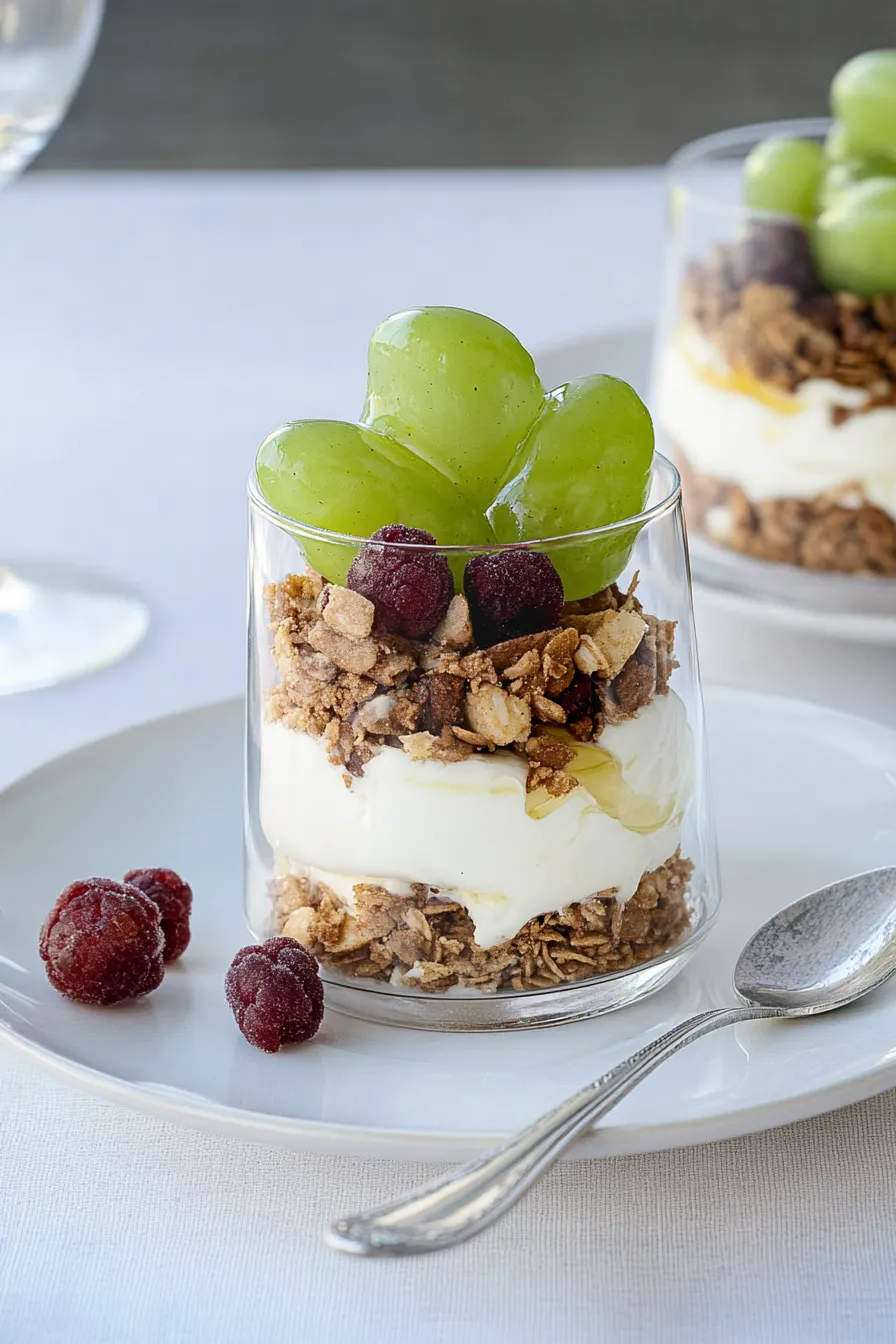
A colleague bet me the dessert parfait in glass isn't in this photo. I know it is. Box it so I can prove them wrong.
[245,306,719,1029]
[655,51,896,583]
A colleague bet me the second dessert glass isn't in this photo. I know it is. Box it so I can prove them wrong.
[245,454,720,1031]
[652,116,896,624]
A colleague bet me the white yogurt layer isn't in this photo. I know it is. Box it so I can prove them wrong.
[260,693,694,948]
[657,326,896,519]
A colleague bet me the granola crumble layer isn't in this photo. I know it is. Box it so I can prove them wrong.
[274,853,693,994]
[263,569,679,783]
[677,448,896,575]
[683,255,896,397]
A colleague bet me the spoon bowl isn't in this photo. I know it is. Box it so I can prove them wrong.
[735,868,896,1013]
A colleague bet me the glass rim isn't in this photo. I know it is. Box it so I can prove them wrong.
[247,451,682,552]
[667,115,833,172]
[666,116,832,216]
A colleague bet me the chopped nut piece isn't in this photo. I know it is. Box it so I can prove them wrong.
[403,907,432,941]
[586,609,647,679]
[281,906,317,947]
[354,692,420,736]
[542,627,579,694]
[318,584,375,640]
[487,629,559,673]
[501,649,541,681]
[307,620,378,674]
[573,633,609,676]
[399,729,473,762]
[452,726,492,748]
[531,693,567,724]
[432,594,474,649]
[464,684,532,746]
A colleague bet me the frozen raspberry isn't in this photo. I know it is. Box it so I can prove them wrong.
[225,936,324,1053]
[123,867,192,962]
[346,523,453,640]
[39,878,165,1005]
[464,549,564,646]
[556,672,593,722]
[732,220,820,296]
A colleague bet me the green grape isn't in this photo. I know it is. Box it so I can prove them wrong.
[487,376,654,600]
[362,307,545,511]
[824,122,861,163]
[256,420,493,583]
[812,177,896,297]
[742,137,825,223]
[832,51,896,158]
[818,154,896,211]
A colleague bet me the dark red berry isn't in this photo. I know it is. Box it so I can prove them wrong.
[39,878,165,1005]
[225,936,324,1053]
[464,549,564,646]
[731,220,820,296]
[123,867,192,962]
[346,523,453,640]
[556,672,593,722]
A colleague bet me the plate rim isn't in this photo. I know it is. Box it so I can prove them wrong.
[3,687,896,1160]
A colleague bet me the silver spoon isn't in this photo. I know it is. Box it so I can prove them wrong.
[327,866,896,1257]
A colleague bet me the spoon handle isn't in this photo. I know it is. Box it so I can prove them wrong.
[328,1004,777,1256]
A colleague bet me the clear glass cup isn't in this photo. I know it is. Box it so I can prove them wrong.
[652,117,896,624]
[245,455,720,1031]
[0,0,149,694]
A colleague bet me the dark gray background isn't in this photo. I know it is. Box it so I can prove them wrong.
[39,0,896,169]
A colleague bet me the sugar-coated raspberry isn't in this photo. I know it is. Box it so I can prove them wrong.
[39,878,165,1005]
[464,549,564,646]
[123,867,193,962]
[732,220,820,296]
[225,937,324,1053]
[346,523,453,640]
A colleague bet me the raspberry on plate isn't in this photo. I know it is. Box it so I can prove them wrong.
[225,936,324,1053]
[346,523,453,640]
[123,867,192,962]
[39,878,165,1005]
[464,548,564,646]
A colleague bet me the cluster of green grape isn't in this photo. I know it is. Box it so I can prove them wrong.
[255,308,654,599]
[742,50,896,297]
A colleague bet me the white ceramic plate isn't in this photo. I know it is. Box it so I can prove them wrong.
[2,691,896,1159]
[537,330,896,646]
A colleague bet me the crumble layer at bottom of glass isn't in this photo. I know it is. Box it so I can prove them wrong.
[676,449,896,575]
[272,852,693,995]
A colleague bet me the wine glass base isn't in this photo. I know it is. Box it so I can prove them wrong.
[0,562,149,695]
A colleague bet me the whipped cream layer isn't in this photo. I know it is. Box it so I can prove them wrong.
[260,692,694,948]
[657,327,896,519]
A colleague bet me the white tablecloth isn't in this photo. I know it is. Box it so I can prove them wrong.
[2,172,896,1343]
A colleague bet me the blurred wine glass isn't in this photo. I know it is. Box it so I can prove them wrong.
[0,0,149,694]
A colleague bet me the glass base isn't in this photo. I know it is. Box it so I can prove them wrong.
[318,927,711,1031]
[0,562,149,695]
[245,848,717,1032]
